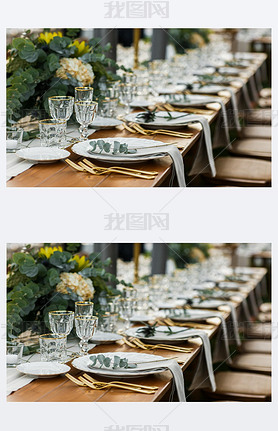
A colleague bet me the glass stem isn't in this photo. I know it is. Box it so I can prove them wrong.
[79,339,88,355]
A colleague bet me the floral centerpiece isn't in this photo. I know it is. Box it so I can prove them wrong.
[6,29,127,136]
[7,245,130,351]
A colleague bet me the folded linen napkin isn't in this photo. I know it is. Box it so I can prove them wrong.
[118,359,186,402]
[7,368,37,396]
[179,114,216,177]
[6,153,37,181]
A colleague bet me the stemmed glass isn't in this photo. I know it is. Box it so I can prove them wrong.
[120,83,135,114]
[75,316,98,355]
[74,101,98,140]
[119,298,134,330]
[48,311,74,360]
[75,301,94,317]
[75,87,94,102]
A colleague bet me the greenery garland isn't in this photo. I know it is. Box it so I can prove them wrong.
[7,245,131,342]
[6,29,127,130]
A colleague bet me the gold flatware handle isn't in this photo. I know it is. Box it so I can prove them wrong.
[83,159,159,176]
[65,373,86,386]
[83,374,159,390]
[65,159,84,171]
[79,376,156,394]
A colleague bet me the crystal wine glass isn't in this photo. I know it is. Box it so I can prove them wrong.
[75,87,94,102]
[75,301,94,317]
[74,101,98,140]
[119,298,134,330]
[120,83,134,114]
[48,311,74,360]
[75,316,98,355]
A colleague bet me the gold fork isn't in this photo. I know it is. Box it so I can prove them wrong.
[125,337,192,354]
[83,158,159,176]
[78,161,156,180]
[66,373,156,394]
[78,376,156,394]
[129,122,192,138]
[160,318,215,330]
[158,103,215,116]
[83,374,159,390]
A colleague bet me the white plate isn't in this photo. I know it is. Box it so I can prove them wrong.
[191,299,225,309]
[125,110,191,129]
[72,352,166,378]
[16,147,70,163]
[89,117,122,129]
[157,84,186,94]
[126,325,190,344]
[192,85,227,95]
[169,94,221,107]
[72,137,169,164]
[169,309,217,321]
[218,282,243,291]
[16,362,70,378]
[91,332,123,344]
[130,314,157,323]
[219,67,243,76]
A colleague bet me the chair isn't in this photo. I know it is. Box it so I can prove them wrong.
[229,353,271,375]
[204,157,271,187]
[229,138,271,160]
[260,88,271,98]
[242,322,272,339]
[240,125,271,140]
[244,108,271,125]
[203,371,271,401]
[240,340,271,354]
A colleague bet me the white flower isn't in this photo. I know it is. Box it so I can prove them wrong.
[56,58,95,86]
[56,272,94,300]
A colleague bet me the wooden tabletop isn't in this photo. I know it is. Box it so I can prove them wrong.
[7,267,267,402]
[7,54,266,188]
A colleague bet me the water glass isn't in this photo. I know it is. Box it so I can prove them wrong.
[48,96,74,121]
[39,334,67,362]
[75,87,94,102]
[39,119,67,147]
[75,316,98,355]
[6,127,24,153]
[48,311,74,337]
[119,298,134,329]
[6,342,24,368]
[120,83,134,114]
[75,301,94,317]
[74,101,98,140]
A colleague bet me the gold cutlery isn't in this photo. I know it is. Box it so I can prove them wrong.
[123,337,192,354]
[156,103,215,116]
[123,122,192,139]
[65,159,156,179]
[83,374,159,390]
[66,373,156,394]
[159,318,215,330]
[78,161,156,180]
[82,158,159,176]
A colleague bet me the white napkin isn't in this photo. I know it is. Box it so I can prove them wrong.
[122,359,186,402]
[185,329,216,391]
[131,145,186,187]
[181,115,216,177]
[220,87,241,132]
[7,368,37,396]
[6,153,37,181]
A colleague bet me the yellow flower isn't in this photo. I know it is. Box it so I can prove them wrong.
[39,246,63,259]
[39,31,63,44]
[70,255,91,271]
[70,40,91,57]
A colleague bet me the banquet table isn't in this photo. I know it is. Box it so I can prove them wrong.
[7,53,267,188]
[7,267,267,402]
